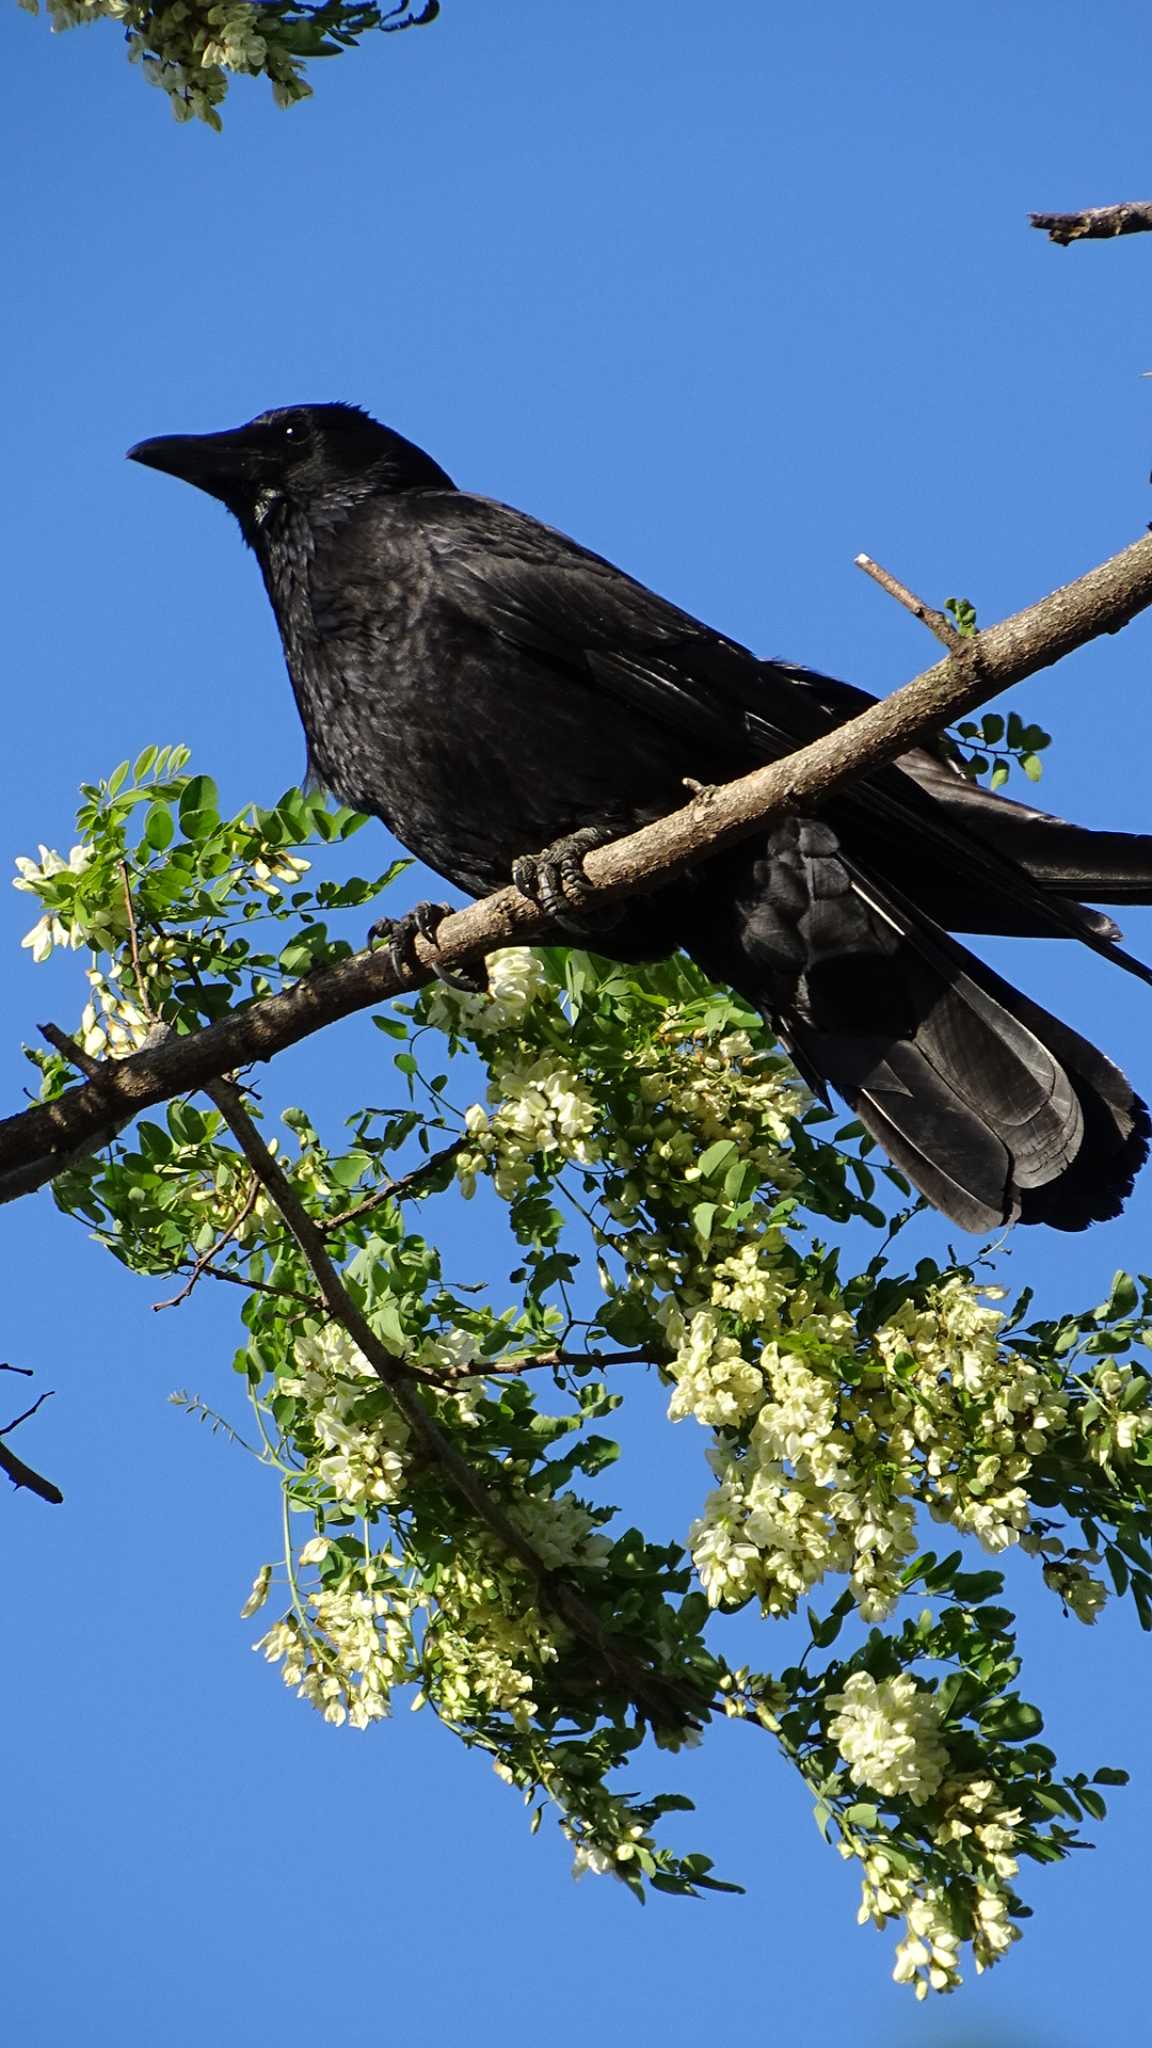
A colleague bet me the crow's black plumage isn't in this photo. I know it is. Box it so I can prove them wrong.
[129,403,1152,1232]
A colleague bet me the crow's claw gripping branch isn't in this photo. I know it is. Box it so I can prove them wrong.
[511,826,622,934]
[368,902,488,993]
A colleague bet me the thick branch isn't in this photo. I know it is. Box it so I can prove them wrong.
[1030,203,1152,246]
[6,524,1152,1201]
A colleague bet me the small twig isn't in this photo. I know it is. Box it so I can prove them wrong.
[1030,203,1152,247]
[324,1138,466,1232]
[153,1177,260,1311]
[0,1388,54,1435]
[0,1363,33,1378]
[855,554,963,651]
[165,1260,325,1313]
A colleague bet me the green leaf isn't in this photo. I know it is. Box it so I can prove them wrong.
[178,775,220,834]
[692,1202,717,1242]
[981,1698,1044,1742]
[950,1569,1005,1603]
[1109,1270,1139,1318]
[144,804,174,851]
[807,1604,846,1649]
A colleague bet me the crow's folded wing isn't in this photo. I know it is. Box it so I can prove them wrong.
[426,493,1152,975]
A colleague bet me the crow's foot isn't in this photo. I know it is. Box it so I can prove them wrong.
[368,901,488,994]
[511,827,621,934]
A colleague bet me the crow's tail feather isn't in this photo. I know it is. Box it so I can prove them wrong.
[687,820,1149,1233]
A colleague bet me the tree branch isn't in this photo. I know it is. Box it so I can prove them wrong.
[0,1382,62,1505]
[6,523,1152,1203]
[0,1435,64,1506]
[198,1069,709,1730]
[1030,203,1152,246]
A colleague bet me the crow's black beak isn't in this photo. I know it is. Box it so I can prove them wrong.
[127,428,258,503]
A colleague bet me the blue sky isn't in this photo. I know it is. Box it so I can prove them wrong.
[6,3,1152,2040]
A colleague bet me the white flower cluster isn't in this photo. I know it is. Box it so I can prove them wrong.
[429,1544,561,1732]
[842,1744,1024,1994]
[874,1277,1068,1553]
[687,1310,915,1620]
[255,1554,414,1729]
[247,850,311,898]
[427,947,551,1039]
[279,1324,409,1510]
[710,1240,789,1323]
[457,1049,599,1199]
[687,1270,1081,1621]
[827,1671,949,1804]
[26,0,312,125]
[569,1841,615,1879]
[885,1881,1018,1996]
[508,1489,613,1570]
[933,1776,1021,1880]
[636,1024,800,1168]
[755,1343,844,1484]
[700,1458,852,1616]
[889,1890,964,1997]
[13,843,93,962]
[665,1307,765,1427]
[79,964,152,1059]
[1081,1361,1152,1469]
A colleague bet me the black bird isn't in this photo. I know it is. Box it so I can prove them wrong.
[129,403,1152,1233]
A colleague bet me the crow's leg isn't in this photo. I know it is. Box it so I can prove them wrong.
[511,826,622,934]
[368,900,488,994]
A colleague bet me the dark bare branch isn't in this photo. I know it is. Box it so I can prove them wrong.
[0,1382,62,1505]
[1031,203,1152,246]
[0,1388,55,1435]
[0,1435,63,1505]
[162,1260,324,1312]
[6,523,1152,1204]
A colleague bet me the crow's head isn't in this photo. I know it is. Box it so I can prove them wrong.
[128,403,454,536]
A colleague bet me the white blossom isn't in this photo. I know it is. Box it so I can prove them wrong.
[827,1671,948,1805]
[279,1324,409,1510]
[667,1308,764,1426]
